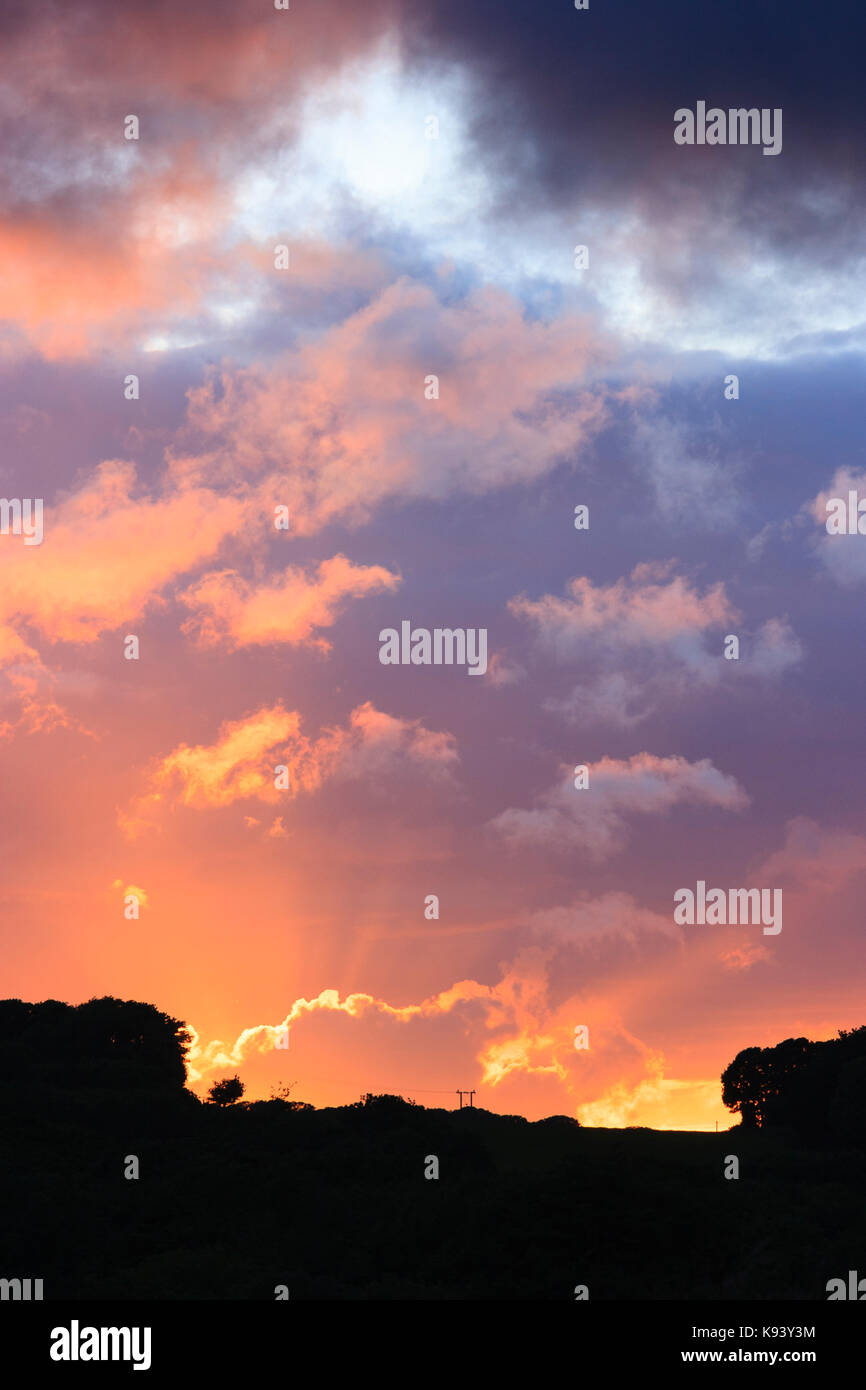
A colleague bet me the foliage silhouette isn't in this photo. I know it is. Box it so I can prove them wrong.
[4,998,866,1299]
[722,1026,866,1135]
[207,1075,245,1106]
[0,995,191,1091]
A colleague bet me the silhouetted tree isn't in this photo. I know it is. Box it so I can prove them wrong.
[721,1046,766,1127]
[723,1028,866,1136]
[207,1075,244,1106]
[0,996,191,1091]
[74,997,192,1089]
[354,1092,417,1113]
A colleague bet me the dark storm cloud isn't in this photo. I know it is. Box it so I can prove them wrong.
[405,0,866,264]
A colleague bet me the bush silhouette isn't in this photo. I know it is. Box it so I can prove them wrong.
[207,1075,244,1106]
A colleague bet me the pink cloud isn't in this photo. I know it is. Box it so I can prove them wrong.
[510,563,736,658]
[512,564,801,703]
[806,467,866,586]
[530,891,682,949]
[180,554,400,651]
[757,817,866,893]
[169,279,612,529]
[491,753,748,859]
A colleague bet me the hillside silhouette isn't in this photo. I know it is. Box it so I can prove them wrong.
[2,996,865,1299]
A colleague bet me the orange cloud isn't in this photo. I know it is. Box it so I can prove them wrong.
[0,461,241,658]
[120,700,458,836]
[186,979,496,1081]
[183,945,727,1131]
[0,155,235,357]
[576,1053,724,1131]
[180,554,400,650]
[720,943,771,972]
[111,880,150,911]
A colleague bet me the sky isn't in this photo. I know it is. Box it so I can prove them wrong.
[2,0,865,1129]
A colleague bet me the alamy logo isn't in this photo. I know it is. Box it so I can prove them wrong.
[50,1320,152,1371]
[0,1277,43,1300]
[825,490,866,534]
[673,881,782,935]
[674,103,782,156]
[0,498,43,545]
[379,621,488,675]
[826,1271,866,1300]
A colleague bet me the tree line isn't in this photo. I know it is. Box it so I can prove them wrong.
[721,1026,866,1141]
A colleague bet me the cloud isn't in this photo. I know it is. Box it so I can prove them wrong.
[529,891,682,949]
[490,753,748,859]
[0,695,92,742]
[168,279,612,528]
[631,414,744,530]
[806,467,866,585]
[484,651,526,688]
[112,879,149,910]
[120,699,458,835]
[340,701,459,783]
[746,617,803,677]
[0,457,402,735]
[186,976,499,1081]
[186,947,572,1095]
[0,457,255,739]
[180,553,401,651]
[576,1053,722,1130]
[720,943,770,971]
[3,0,864,368]
[185,954,723,1135]
[0,460,241,656]
[757,817,866,893]
[0,0,401,354]
[512,565,801,714]
[407,0,866,358]
[0,164,233,357]
[544,672,655,727]
[511,562,735,664]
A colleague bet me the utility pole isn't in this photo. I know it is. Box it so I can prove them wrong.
[456,1089,476,1109]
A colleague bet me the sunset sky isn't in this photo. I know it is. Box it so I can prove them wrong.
[2,0,865,1129]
